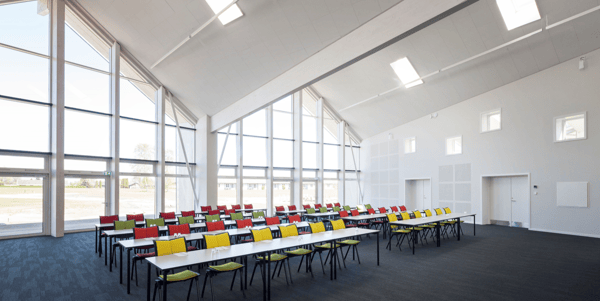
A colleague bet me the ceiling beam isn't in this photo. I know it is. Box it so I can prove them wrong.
[210,0,469,132]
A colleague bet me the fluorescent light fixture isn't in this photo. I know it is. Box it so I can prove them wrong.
[496,0,541,30]
[206,0,244,25]
[390,57,423,88]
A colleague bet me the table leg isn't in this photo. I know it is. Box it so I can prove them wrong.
[457,218,461,241]
[267,253,271,300]
[162,269,168,301]
[109,237,113,272]
[262,254,266,301]
[330,242,333,281]
[473,215,476,236]
[120,245,123,284]
[412,230,416,255]
[436,223,441,247]
[127,248,131,294]
[95,227,98,254]
[147,262,151,301]
[244,256,248,290]
[377,232,379,266]
[104,235,108,265]
[334,240,337,280]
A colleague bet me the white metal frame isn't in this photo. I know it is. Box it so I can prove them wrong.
[553,111,587,143]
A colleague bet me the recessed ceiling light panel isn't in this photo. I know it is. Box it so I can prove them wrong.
[390,57,423,88]
[496,0,541,30]
[206,0,244,25]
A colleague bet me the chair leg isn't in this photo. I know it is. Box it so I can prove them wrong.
[317,252,325,274]
[186,277,194,301]
[355,245,361,264]
[209,274,215,301]
[337,248,346,269]
[239,267,246,297]
[196,277,201,301]
[287,258,293,284]
[230,270,237,290]
[201,273,209,298]
[297,255,304,273]
[271,261,279,279]
[250,262,259,286]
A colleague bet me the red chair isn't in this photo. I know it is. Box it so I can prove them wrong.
[232,204,241,210]
[100,215,119,227]
[266,217,280,226]
[314,204,322,209]
[236,219,252,228]
[339,211,356,228]
[130,226,160,286]
[288,205,297,211]
[390,206,399,213]
[167,224,198,251]
[303,205,311,209]
[367,208,376,215]
[334,203,341,207]
[275,206,285,212]
[378,207,387,214]
[288,215,309,235]
[201,206,212,212]
[350,210,359,217]
[352,210,370,229]
[217,205,227,211]
[181,210,195,217]
[400,205,407,212]
[206,221,225,232]
[160,212,176,219]
[208,209,220,216]
[326,204,333,208]
[126,214,144,222]
[244,204,253,209]
[372,207,387,229]
[225,209,236,215]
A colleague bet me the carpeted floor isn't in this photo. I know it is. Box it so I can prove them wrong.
[1,225,599,301]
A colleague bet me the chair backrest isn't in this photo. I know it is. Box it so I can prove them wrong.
[230,212,243,220]
[115,219,136,230]
[154,237,187,256]
[201,206,212,212]
[306,208,316,214]
[424,209,432,217]
[244,204,253,209]
[100,215,119,226]
[387,213,398,222]
[252,211,265,219]
[303,205,311,209]
[236,218,252,228]
[400,212,411,220]
[126,214,144,222]
[319,207,327,213]
[367,208,376,215]
[413,210,422,218]
[314,204,322,209]
[391,206,399,212]
[178,215,195,225]
[145,218,165,227]
[309,222,326,233]
[205,214,221,222]
[334,203,341,207]
[168,224,190,235]
[217,205,227,211]
[365,204,372,210]
[232,204,241,210]
[181,210,195,217]
[160,212,175,219]
[266,217,280,225]
[351,209,359,216]
[288,205,297,211]
[330,219,345,230]
[434,208,443,215]
[251,228,273,242]
[225,209,236,215]
[288,215,301,223]
[206,221,225,232]
[134,226,159,239]
[275,206,285,212]
[443,207,452,214]
[208,209,220,216]
[326,203,333,208]
[343,205,351,211]
[333,206,341,212]
[339,210,349,217]
[204,233,231,249]
[279,225,298,238]
[379,207,387,213]
[400,205,407,212]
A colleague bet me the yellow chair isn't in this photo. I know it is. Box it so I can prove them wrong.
[310,222,345,273]
[202,233,245,300]
[434,208,454,238]
[386,213,412,251]
[279,224,314,278]
[414,210,435,244]
[249,228,291,286]
[330,220,361,264]
[400,212,426,246]
[444,207,464,235]
[152,237,200,301]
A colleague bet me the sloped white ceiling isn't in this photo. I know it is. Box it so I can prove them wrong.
[77,0,403,117]
[313,0,600,138]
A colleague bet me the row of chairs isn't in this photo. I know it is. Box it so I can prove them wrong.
[200,204,254,212]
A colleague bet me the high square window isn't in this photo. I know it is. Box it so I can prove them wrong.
[446,136,462,155]
[481,109,501,133]
[555,113,586,142]
[404,137,416,154]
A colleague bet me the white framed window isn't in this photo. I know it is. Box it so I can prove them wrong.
[404,137,416,154]
[446,136,462,155]
[554,112,586,142]
[481,109,501,133]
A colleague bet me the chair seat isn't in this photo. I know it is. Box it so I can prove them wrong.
[407,227,423,230]
[345,224,357,228]
[392,229,411,233]
[421,225,435,228]
[315,243,341,249]
[299,231,311,235]
[338,240,360,245]
[187,246,198,251]
[257,253,287,261]
[159,270,199,282]
[357,223,370,226]
[209,262,244,272]
[285,248,312,256]
[135,252,156,258]
[445,221,456,224]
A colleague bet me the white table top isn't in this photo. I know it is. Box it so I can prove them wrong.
[304,211,340,217]
[275,209,306,214]
[146,228,379,271]
[340,212,399,221]
[390,212,476,227]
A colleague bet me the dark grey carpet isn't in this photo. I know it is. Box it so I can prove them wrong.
[1,225,599,301]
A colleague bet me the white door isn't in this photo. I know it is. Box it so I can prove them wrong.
[422,179,431,210]
[490,177,511,223]
[414,180,424,210]
[510,176,529,228]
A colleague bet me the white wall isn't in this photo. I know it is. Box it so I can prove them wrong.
[360,48,600,238]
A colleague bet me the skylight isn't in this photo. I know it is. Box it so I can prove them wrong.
[205,0,244,25]
[390,57,423,88]
[496,0,541,30]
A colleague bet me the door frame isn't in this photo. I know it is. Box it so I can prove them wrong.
[481,173,530,227]
[404,177,432,210]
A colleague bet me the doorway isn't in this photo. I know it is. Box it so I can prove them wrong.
[404,178,431,211]
[482,174,530,228]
